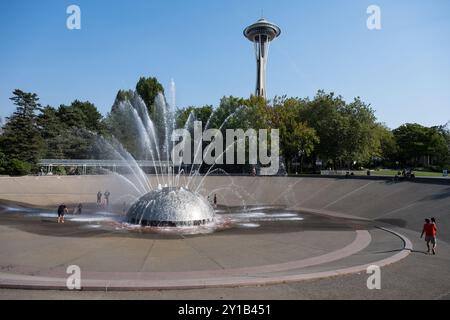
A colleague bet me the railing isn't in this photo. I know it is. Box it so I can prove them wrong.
[38,159,173,167]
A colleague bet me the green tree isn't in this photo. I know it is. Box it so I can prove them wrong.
[296,91,382,170]
[178,96,272,173]
[241,95,271,131]
[339,97,380,167]
[111,90,134,113]
[433,122,450,166]
[176,105,213,129]
[292,123,319,173]
[136,77,168,155]
[271,97,318,173]
[104,77,166,159]
[228,96,273,172]
[374,124,398,167]
[0,89,44,174]
[298,91,347,169]
[38,106,61,139]
[393,123,449,168]
[136,76,164,115]
[55,128,96,159]
[37,106,65,159]
[208,96,245,131]
[4,159,32,176]
[70,100,104,133]
[104,92,142,159]
[0,151,6,173]
[36,100,104,160]
[57,100,104,133]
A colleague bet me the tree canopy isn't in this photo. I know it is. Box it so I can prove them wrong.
[393,123,449,167]
[1,79,449,176]
[136,76,164,116]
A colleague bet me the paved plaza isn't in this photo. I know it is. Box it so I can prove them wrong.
[0,176,449,299]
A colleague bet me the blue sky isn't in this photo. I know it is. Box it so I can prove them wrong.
[0,0,449,129]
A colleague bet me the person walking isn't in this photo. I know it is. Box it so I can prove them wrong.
[57,204,68,224]
[431,217,438,248]
[97,191,102,206]
[421,218,437,255]
[431,217,437,227]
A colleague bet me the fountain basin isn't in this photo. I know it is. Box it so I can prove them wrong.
[126,187,215,227]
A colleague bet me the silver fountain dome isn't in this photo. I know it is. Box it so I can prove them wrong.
[126,187,215,227]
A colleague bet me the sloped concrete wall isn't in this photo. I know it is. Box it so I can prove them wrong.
[1,175,449,240]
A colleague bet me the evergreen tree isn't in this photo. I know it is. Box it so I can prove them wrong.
[0,90,44,174]
[37,101,104,160]
[0,116,4,134]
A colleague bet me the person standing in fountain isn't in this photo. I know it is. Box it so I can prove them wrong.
[96,191,102,206]
[213,194,217,208]
[104,190,111,207]
[57,204,68,224]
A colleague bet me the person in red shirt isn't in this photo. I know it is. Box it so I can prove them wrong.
[421,218,437,255]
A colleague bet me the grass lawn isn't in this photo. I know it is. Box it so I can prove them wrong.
[372,169,447,177]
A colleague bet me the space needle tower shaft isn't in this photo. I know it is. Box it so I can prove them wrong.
[244,18,281,99]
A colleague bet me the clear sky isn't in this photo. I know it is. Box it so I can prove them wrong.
[0,0,449,129]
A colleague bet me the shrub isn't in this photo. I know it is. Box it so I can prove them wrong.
[5,159,32,176]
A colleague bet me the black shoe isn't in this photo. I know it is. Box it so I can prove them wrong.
[432,249,436,255]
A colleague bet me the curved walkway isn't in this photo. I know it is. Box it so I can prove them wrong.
[0,227,411,290]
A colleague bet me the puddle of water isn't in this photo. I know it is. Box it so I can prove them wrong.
[227,212,266,219]
[9,205,305,235]
[116,221,223,235]
[246,206,282,212]
[239,223,260,228]
[260,213,298,218]
[68,216,112,222]
[84,224,102,229]
[258,217,304,221]
[29,213,56,218]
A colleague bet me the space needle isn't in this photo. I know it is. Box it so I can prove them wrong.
[244,18,281,99]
